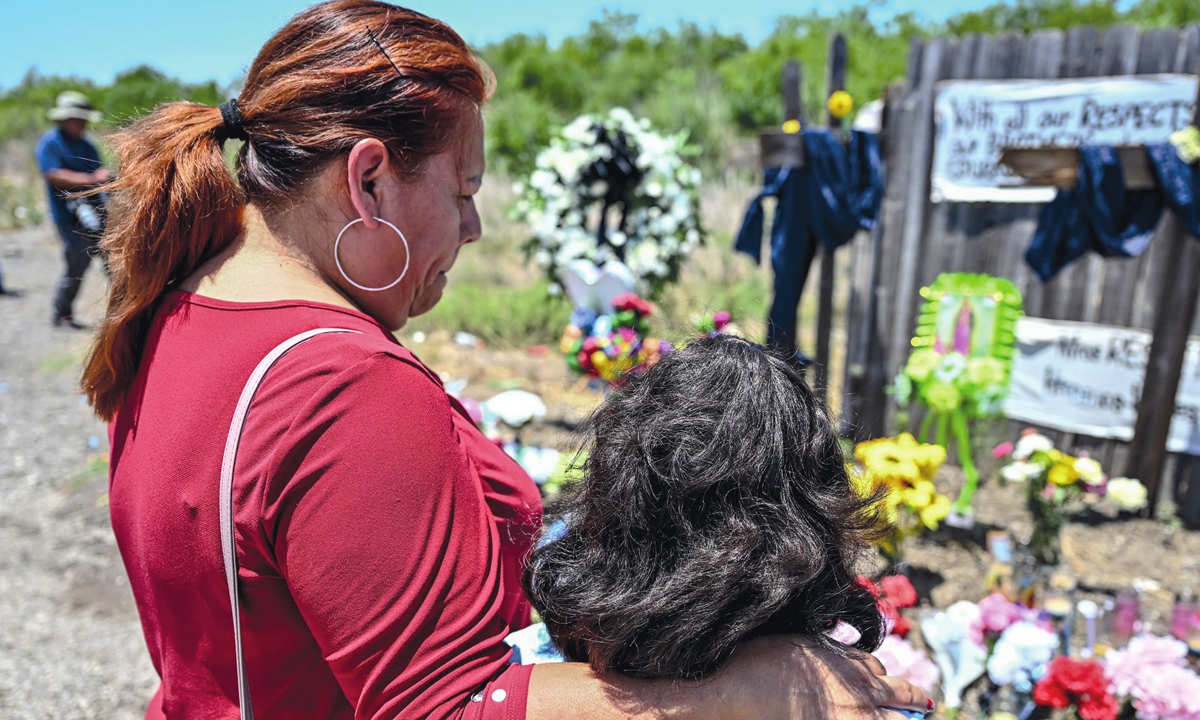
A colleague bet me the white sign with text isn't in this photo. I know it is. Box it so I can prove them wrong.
[1004,317,1200,456]
[931,74,1198,203]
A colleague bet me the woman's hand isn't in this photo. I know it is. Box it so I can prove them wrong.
[721,634,930,719]
[526,634,930,719]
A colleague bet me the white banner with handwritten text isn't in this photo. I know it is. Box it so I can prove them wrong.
[931,74,1198,203]
[1004,317,1200,456]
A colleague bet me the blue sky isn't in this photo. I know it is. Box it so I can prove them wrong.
[1,0,1000,90]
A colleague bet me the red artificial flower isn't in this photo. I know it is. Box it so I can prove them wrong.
[856,576,882,598]
[1079,694,1118,720]
[612,293,652,316]
[891,615,912,638]
[1051,656,1107,696]
[881,575,918,609]
[1033,679,1070,709]
[1033,657,1116,720]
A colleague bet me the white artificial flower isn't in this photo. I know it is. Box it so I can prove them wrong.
[608,107,636,129]
[530,169,556,191]
[1013,433,1054,461]
[986,622,1059,693]
[933,353,968,383]
[921,603,987,712]
[1001,462,1030,483]
[1107,477,1149,510]
[1074,457,1104,486]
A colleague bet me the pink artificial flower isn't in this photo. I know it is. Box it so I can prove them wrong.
[969,592,1027,643]
[712,311,732,330]
[1105,634,1189,698]
[993,441,1015,459]
[1130,663,1200,720]
[828,621,862,646]
[976,593,1025,637]
[873,634,940,694]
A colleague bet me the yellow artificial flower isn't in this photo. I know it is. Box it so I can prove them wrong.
[919,493,952,529]
[924,380,962,413]
[854,433,946,489]
[966,356,1007,386]
[1046,450,1080,486]
[903,479,937,509]
[905,349,941,383]
[827,90,854,119]
[848,464,876,498]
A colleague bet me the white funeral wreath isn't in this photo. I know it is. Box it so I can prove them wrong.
[512,108,706,298]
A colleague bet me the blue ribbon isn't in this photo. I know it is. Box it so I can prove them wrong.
[1026,144,1200,282]
[735,130,883,350]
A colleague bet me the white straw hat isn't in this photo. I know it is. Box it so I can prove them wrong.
[48,91,102,123]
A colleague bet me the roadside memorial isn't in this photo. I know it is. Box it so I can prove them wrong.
[840,25,1200,525]
[513,107,706,299]
[895,273,1024,518]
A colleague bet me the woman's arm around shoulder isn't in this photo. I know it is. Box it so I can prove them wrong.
[527,636,930,720]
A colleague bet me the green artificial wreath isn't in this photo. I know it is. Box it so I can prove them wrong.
[895,273,1023,514]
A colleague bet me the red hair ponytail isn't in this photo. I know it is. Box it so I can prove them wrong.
[83,0,490,420]
[84,104,244,420]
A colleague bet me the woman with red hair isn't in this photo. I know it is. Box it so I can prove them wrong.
[88,2,929,718]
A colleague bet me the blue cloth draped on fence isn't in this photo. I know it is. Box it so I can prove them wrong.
[735,129,883,352]
[1025,144,1200,282]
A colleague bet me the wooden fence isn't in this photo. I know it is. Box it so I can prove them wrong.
[836,23,1200,523]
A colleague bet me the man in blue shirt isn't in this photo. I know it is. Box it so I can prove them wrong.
[36,91,111,328]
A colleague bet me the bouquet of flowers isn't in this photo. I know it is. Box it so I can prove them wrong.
[513,108,706,298]
[1033,657,1119,720]
[1105,634,1200,720]
[995,430,1148,565]
[853,433,952,561]
[560,293,670,385]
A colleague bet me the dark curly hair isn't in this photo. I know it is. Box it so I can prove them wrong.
[524,334,885,680]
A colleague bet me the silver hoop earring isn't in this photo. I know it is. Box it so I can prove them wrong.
[334,217,411,292]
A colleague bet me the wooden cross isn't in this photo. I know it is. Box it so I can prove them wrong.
[759,59,806,168]
[999,83,1200,515]
[755,35,849,403]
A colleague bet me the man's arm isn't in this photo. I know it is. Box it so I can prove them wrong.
[44,167,111,190]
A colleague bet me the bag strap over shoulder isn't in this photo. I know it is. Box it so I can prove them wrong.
[219,328,360,720]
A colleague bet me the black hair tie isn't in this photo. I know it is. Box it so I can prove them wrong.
[217,99,249,142]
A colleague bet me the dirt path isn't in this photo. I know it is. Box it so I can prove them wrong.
[0,226,157,719]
